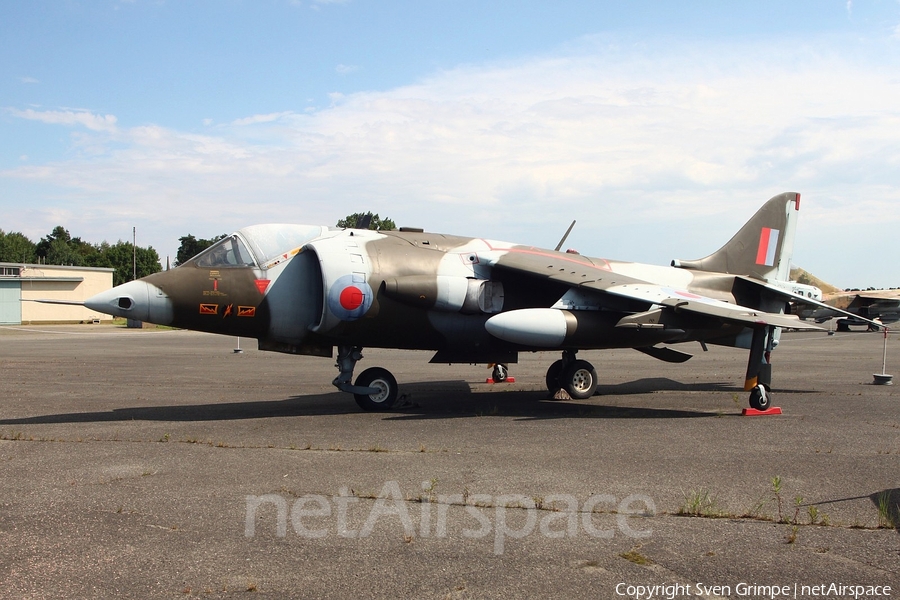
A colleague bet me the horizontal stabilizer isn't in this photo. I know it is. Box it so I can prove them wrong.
[636,345,693,363]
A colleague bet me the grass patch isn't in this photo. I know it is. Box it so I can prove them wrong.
[677,488,723,517]
[619,547,652,565]
[876,491,899,529]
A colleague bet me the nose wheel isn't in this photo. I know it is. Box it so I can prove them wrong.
[353,367,399,411]
[333,346,400,411]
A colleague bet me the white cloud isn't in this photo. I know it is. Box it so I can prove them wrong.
[230,112,294,126]
[20,76,39,84]
[3,36,900,287]
[336,63,359,74]
[8,108,118,132]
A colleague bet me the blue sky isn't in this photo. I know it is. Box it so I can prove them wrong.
[2,0,899,288]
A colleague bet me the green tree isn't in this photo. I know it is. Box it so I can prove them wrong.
[0,230,36,263]
[101,241,162,286]
[174,233,227,266]
[36,226,97,266]
[46,236,83,266]
[35,226,72,260]
[82,241,113,269]
[69,236,100,263]
[336,212,396,231]
[8,225,161,281]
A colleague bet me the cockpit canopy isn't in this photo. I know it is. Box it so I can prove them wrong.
[195,236,256,268]
[190,224,325,269]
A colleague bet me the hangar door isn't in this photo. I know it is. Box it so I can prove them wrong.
[0,281,22,324]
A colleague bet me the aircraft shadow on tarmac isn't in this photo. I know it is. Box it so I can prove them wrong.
[809,489,900,536]
[0,377,778,426]
[596,377,740,395]
[870,489,900,534]
[596,377,817,396]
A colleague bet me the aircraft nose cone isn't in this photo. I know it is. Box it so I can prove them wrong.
[85,279,173,325]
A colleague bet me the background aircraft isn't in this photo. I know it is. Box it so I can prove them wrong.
[84,192,867,412]
[798,289,900,331]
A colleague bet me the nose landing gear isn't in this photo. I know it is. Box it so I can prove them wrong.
[333,345,399,411]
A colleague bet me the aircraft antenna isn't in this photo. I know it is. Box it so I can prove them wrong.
[554,220,576,252]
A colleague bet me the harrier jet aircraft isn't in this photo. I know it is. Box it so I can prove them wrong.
[84,192,865,412]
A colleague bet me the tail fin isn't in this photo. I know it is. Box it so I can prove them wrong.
[672,192,800,281]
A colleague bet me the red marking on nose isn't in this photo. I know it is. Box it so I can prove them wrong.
[339,286,364,310]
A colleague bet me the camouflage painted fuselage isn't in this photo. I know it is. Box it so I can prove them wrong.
[94,222,791,365]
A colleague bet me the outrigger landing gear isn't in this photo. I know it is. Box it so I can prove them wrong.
[749,384,771,411]
[546,350,598,400]
[491,363,509,383]
[745,326,775,411]
[333,345,399,411]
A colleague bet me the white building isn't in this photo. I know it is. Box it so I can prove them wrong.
[0,263,115,324]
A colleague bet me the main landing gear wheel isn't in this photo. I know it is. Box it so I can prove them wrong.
[491,364,509,383]
[561,360,598,400]
[545,360,564,394]
[353,367,399,411]
[748,384,771,411]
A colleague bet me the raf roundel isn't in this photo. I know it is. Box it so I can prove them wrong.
[327,275,374,321]
[339,286,365,311]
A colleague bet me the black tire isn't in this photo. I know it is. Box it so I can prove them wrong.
[561,360,598,400]
[491,364,508,383]
[748,385,771,411]
[353,367,398,411]
[545,360,564,393]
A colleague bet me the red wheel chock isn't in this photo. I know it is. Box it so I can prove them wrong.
[485,377,516,384]
[741,407,783,416]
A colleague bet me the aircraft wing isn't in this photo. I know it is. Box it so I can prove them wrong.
[855,296,900,310]
[489,248,649,289]
[736,276,889,329]
[602,283,821,330]
[490,249,821,331]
